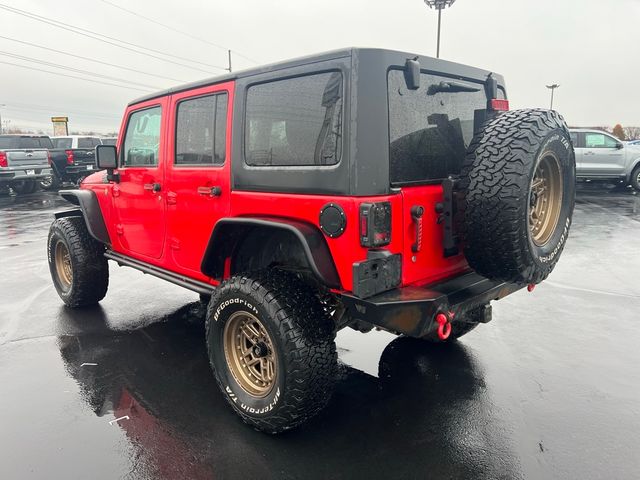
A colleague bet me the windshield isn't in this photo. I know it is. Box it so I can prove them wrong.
[53,138,72,149]
[388,70,493,185]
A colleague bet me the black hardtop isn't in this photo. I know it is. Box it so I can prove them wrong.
[129,47,505,106]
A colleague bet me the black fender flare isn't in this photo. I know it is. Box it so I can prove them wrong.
[201,217,341,289]
[55,189,111,245]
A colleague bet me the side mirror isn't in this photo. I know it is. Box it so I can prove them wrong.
[95,145,119,182]
[616,142,624,149]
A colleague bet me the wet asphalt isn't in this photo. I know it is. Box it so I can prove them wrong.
[0,184,639,480]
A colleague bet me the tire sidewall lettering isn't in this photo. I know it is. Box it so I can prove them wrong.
[209,294,284,418]
[213,297,259,322]
[530,130,576,269]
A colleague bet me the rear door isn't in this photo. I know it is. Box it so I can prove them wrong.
[582,131,625,175]
[165,82,233,279]
[112,99,168,259]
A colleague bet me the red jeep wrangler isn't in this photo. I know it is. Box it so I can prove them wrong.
[47,48,575,433]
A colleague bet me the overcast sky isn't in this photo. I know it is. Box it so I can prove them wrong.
[1,0,638,134]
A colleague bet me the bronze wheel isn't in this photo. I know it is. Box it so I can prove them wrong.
[206,271,337,433]
[529,153,563,246]
[48,217,109,307]
[54,240,73,291]
[223,311,277,397]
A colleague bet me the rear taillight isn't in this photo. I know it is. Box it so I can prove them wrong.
[359,202,391,247]
[65,150,74,165]
[47,151,52,165]
[490,99,510,111]
[0,151,7,168]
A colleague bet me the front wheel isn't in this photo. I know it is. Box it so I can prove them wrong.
[48,217,109,307]
[630,165,640,192]
[206,271,337,434]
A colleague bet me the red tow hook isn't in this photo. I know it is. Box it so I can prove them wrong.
[435,312,453,340]
[527,283,536,292]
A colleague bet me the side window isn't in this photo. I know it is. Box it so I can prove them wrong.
[585,132,618,149]
[175,93,227,166]
[121,106,162,167]
[603,135,619,148]
[245,71,343,166]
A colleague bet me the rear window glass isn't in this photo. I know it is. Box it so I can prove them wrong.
[0,136,18,149]
[175,93,227,165]
[101,138,117,146]
[78,137,101,148]
[388,69,487,184]
[245,71,343,166]
[17,137,40,149]
[53,138,72,149]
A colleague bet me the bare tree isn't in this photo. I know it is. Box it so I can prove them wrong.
[612,124,626,140]
[623,126,640,141]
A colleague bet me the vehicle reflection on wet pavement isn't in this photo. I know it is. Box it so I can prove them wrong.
[1,184,639,479]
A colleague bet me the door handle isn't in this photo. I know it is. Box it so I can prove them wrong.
[144,183,161,192]
[411,205,424,253]
[197,186,222,197]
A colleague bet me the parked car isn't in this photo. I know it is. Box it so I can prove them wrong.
[0,134,53,194]
[47,48,576,433]
[101,137,117,146]
[570,129,640,190]
[627,139,640,146]
[48,135,102,188]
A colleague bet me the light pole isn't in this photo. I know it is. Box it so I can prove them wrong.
[546,84,560,110]
[423,0,457,58]
[0,104,4,134]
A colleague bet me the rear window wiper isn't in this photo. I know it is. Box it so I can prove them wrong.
[427,81,481,95]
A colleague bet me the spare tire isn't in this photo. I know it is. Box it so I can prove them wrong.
[460,109,575,284]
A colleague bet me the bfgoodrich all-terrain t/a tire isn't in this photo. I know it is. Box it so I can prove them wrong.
[47,217,109,307]
[206,270,338,434]
[461,109,576,285]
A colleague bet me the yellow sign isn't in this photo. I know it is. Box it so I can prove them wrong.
[50,116,69,122]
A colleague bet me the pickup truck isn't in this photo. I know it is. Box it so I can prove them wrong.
[570,128,640,190]
[48,135,102,188]
[0,134,53,194]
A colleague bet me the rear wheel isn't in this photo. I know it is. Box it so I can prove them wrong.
[48,217,109,307]
[461,109,576,284]
[40,173,61,191]
[12,180,37,194]
[206,270,337,434]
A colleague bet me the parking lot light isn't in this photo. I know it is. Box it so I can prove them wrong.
[423,0,457,58]
[546,84,560,110]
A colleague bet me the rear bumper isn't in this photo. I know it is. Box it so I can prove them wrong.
[0,167,52,182]
[62,165,96,175]
[341,272,523,338]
